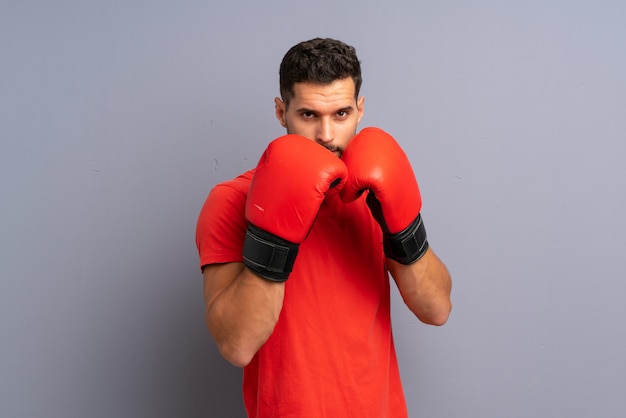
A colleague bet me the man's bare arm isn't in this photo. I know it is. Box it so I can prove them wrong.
[388,247,452,326]
[203,262,284,367]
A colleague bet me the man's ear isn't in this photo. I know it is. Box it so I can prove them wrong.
[357,96,365,125]
[274,97,287,128]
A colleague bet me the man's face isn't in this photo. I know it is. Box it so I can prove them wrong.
[274,77,364,157]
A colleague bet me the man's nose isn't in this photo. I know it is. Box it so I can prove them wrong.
[316,118,334,144]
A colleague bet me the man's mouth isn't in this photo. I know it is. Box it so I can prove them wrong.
[325,145,342,157]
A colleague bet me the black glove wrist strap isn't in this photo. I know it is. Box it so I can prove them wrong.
[384,213,429,265]
[242,224,299,282]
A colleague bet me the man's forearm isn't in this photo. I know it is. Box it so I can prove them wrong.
[204,264,285,367]
[388,248,452,326]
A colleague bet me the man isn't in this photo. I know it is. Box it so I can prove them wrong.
[196,38,452,417]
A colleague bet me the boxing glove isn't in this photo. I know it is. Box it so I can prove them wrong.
[340,127,428,264]
[243,135,347,281]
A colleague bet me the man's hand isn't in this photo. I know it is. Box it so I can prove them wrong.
[340,127,428,264]
[244,135,348,281]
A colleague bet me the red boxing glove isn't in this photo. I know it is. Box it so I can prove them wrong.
[340,127,429,264]
[243,135,347,281]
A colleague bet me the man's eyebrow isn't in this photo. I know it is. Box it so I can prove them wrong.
[295,106,355,114]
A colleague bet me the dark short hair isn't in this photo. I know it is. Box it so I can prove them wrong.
[279,38,362,107]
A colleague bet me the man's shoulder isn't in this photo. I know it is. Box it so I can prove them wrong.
[212,169,255,195]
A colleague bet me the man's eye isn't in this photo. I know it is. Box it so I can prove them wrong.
[302,112,315,118]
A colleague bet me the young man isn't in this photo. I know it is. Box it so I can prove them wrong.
[196,38,452,418]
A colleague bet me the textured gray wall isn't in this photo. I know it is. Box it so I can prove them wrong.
[1,1,625,417]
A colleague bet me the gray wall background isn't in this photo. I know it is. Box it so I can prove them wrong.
[1,1,625,417]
